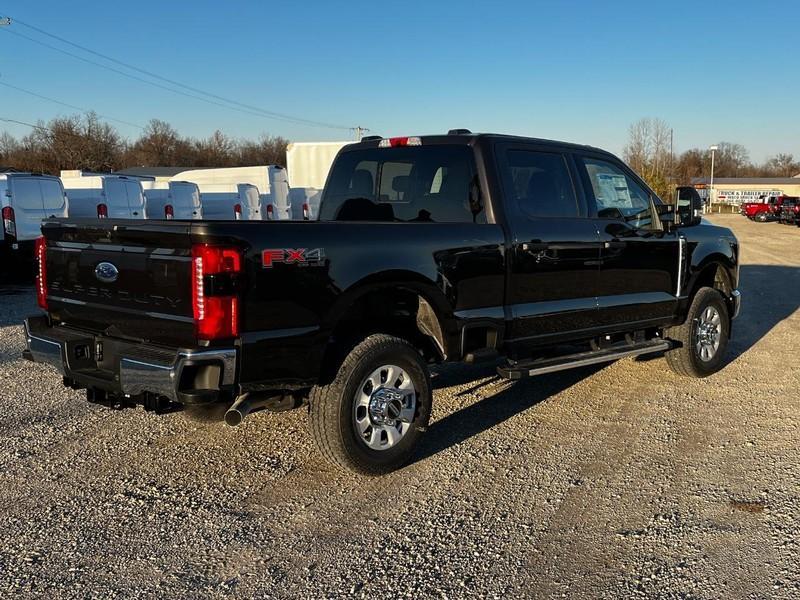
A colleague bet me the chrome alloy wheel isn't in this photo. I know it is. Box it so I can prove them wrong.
[353,364,417,450]
[695,305,722,362]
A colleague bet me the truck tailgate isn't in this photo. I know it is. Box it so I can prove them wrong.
[43,219,196,347]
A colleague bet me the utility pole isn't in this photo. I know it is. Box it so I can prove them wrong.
[353,126,369,141]
[0,17,12,26]
[708,145,718,214]
[669,128,673,190]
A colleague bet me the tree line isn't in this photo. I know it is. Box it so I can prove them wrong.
[2,113,796,201]
[0,113,289,174]
[623,117,800,201]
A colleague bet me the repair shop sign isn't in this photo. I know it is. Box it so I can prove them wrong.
[714,189,783,204]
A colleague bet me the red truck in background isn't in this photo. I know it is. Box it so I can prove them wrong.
[740,195,794,221]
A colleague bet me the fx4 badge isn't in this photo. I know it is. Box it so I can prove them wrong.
[262,248,326,268]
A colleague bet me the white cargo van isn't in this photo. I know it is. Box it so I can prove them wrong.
[1,172,68,256]
[171,165,290,220]
[60,173,147,219]
[198,183,262,220]
[141,180,202,220]
[288,187,322,220]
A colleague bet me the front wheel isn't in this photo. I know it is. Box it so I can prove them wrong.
[309,334,432,475]
[756,212,768,222]
[665,287,730,378]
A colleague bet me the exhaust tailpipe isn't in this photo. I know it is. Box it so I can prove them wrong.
[224,393,298,427]
[224,393,251,427]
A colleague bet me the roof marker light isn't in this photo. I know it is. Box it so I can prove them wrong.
[378,136,422,148]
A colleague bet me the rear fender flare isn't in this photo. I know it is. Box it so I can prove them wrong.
[322,271,456,359]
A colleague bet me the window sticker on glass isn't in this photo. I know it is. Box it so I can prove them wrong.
[596,173,633,209]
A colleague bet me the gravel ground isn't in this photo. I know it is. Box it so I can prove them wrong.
[1,214,798,599]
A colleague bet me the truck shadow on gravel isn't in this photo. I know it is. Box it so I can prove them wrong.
[416,263,799,463]
[727,264,800,361]
[415,363,604,464]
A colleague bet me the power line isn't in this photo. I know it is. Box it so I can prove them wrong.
[0,116,95,140]
[0,116,43,129]
[2,16,355,131]
[0,27,317,126]
[0,80,144,129]
[12,16,354,131]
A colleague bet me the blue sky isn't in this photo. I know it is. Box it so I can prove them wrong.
[0,0,797,161]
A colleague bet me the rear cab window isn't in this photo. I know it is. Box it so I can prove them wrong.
[319,145,485,223]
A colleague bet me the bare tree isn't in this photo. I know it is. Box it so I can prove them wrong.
[765,153,797,177]
[237,135,289,167]
[623,118,673,199]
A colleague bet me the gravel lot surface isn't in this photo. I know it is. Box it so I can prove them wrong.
[1,214,798,598]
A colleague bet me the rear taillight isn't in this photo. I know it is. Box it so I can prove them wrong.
[378,136,422,148]
[233,203,242,220]
[191,245,241,341]
[302,203,310,220]
[97,203,108,218]
[266,204,274,220]
[794,205,800,213]
[35,236,47,309]
[164,204,174,219]
[2,206,16,238]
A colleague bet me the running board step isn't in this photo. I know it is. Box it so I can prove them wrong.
[497,339,672,380]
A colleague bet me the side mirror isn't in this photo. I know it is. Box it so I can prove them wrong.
[656,203,676,232]
[675,186,703,227]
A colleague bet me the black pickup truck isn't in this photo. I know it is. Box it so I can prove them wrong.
[23,132,741,474]
[778,197,799,225]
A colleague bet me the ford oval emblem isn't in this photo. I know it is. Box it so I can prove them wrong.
[95,261,119,283]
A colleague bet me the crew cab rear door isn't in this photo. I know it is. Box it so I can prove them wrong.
[496,143,603,344]
[576,154,680,327]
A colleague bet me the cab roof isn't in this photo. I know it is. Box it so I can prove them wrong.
[347,131,616,158]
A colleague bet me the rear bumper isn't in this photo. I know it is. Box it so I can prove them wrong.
[23,316,237,404]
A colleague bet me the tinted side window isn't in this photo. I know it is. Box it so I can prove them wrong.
[321,146,483,223]
[502,150,578,218]
[39,179,66,213]
[581,158,656,230]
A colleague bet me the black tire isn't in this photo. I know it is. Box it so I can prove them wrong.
[309,334,432,475]
[665,287,730,378]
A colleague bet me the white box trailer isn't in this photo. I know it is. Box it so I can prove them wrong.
[286,141,352,189]
[60,173,147,219]
[1,173,68,251]
[141,180,202,220]
[285,141,353,220]
[171,165,290,220]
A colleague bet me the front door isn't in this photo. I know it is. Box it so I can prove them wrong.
[498,145,603,346]
[576,155,680,327]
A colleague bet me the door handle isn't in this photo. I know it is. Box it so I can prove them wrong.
[603,240,626,249]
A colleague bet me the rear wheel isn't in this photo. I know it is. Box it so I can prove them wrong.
[665,287,729,378]
[756,212,768,222]
[309,334,431,475]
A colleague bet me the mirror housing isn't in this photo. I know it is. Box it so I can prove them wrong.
[674,186,703,227]
[656,203,677,232]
